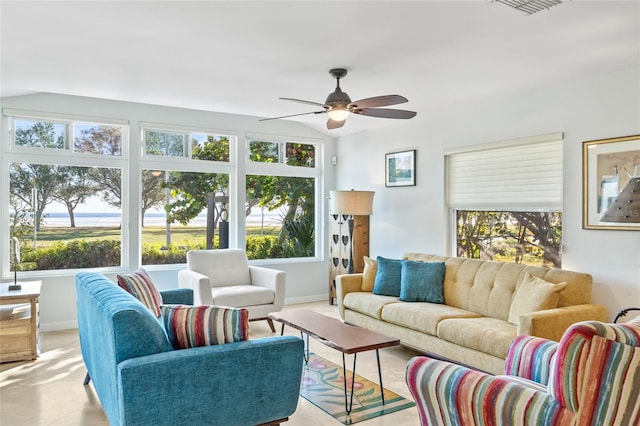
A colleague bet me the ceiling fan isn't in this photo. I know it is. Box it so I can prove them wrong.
[260,68,417,129]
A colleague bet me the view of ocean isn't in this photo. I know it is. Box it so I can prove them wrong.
[41,211,280,227]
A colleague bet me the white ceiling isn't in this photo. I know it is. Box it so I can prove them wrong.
[1,1,639,136]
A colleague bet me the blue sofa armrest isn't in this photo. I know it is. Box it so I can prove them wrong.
[160,288,193,305]
[117,336,303,426]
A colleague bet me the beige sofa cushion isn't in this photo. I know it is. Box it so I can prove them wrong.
[437,317,517,359]
[343,292,399,320]
[508,272,567,324]
[381,302,482,335]
[361,256,377,292]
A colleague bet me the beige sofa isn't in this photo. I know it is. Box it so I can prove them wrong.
[336,253,606,375]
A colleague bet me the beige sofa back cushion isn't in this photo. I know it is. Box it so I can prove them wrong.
[403,253,593,321]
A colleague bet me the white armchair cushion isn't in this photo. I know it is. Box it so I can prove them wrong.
[212,285,275,308]
[186,249,251,288]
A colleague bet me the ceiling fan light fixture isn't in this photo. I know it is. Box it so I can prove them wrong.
[327,108,350,121]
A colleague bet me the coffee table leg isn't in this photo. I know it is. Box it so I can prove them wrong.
[376,349,386,405]
[342,353,357,414]
[277,322,309,364]
[302,332,309,364]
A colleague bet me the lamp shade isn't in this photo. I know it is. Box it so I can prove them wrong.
[330,190,374,215]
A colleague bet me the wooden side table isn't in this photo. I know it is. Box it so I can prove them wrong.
[0,281,41,363]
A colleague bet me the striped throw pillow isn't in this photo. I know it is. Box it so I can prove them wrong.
[116,268,163,317]
[160,305,249,349]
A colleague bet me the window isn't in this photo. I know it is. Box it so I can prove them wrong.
[446,133,563,268]
[246,137,319,260]
[140,126,233,265]
[6,112,128,271]
[13,118,65,150]
[2,110,324,275]
[143,127,230,162]
[74,123,123,156]
[249,139,315,168]
[246,175,315,259]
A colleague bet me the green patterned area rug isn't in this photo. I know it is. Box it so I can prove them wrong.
[300,353,415,425]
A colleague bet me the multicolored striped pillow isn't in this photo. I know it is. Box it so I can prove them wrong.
[116,268,163,317]
[160,305,249,350]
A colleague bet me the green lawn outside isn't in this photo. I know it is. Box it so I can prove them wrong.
[30,225,280,248]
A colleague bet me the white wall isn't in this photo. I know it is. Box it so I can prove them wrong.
[335,66,640,320]
[0,93,337,331]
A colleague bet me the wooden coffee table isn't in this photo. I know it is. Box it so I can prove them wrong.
[268,309,400,414]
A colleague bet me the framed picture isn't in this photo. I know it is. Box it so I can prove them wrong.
[583,134,640,230]
[386,150,416,187]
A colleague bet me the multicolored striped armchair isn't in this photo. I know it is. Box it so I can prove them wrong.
[406,316,640,425]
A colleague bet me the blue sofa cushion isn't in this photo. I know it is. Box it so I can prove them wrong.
[160,305,249,349]
[373,256,403,297]
[400,260,445,303]
[117,268,163,317]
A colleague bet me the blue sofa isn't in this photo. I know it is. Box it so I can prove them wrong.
[76,272,304,426]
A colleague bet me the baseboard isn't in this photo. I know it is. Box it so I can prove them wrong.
[40,320,77,333]
[284,294,328,305]
[39,297,329,332]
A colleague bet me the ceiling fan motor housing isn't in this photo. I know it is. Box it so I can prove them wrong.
[326,68,352,110]
[325,88,352,110]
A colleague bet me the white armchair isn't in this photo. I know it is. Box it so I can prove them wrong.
[178,249,285,332]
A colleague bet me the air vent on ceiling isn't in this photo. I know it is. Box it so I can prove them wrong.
[494,0,562,15]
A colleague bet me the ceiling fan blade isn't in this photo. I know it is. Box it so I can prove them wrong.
[327,118,345,129]
[349,95,408,109]
[280,97,326,108]
[259,110,325,121]
[354,108,417,119]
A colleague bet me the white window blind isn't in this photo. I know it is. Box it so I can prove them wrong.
[446,133,563,210]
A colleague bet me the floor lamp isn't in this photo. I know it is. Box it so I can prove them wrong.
[330,190,375,273]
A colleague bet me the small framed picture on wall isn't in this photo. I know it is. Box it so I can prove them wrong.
[386,150,416,187]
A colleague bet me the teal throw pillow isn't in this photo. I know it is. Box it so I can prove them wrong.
[400,260,445,303]
[372,256,403,297]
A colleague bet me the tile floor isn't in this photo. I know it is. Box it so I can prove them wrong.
[0,301,422,425]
